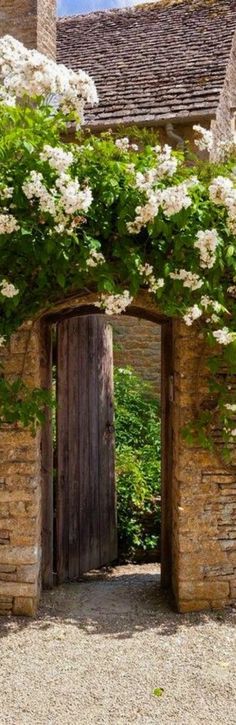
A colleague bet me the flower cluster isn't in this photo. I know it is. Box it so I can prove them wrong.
[193,125,214,152]
[0,279,19,298]
[0,185,13,200]
[40,145,74,173]
[115,137,138,152]
[170,269,203,290]
[155,144,178,178]
[86,250,105,268]
[0,212,19,234]
[194,229,219,269]
[212,328,236,346]
[22,160,92,230]
[0,35,98,123]
[95,290,133,315]
[127,166,195,233]
[160,182,192,217]
[137,262,164,294]
[209,175,236,234]
[22,170,56,215]
[183,304,202,326]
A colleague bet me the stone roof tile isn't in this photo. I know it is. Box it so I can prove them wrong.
[57,0,236,127]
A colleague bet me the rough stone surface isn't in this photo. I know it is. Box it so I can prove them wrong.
[0,323,42,616]
[112,316,161,395]
[172,319,236,612]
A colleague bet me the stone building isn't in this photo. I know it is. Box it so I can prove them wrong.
[0,0,236,616]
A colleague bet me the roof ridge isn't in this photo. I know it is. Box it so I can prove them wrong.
[57,0,229,24]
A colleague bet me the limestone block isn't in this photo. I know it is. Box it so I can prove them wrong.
[0,581,38,597]
[178,600,210,613]
[13,596,37,617]
[17,563,40,583]
[10,534,38,547]
[179,580,230,601]
[0,545,39,565]
[0,595,13,614]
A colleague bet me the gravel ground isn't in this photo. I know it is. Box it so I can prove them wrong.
[0,563,235,725]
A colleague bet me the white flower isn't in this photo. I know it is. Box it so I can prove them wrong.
[94,290,133,315]
[149,277,164,293]
[212,327,236,345]
[137,262,164,293]
[0,335,5,346]
[160,183,192,217]
[22,170,56,216]
[127,193,160,234]
[225,403,236,412]
[55,174,92,214]
[193,125,213,152]
[0,35,98,124]
[183,304,202,326]
[230,429,236,437]
[209,176,234,206]
[0,212,19,234]
[170,269,203,290]
[0,185,13,200]
[86,250,105,268]
[135,169,158,192]
[156,145,178,179]
[0,279,19,297]
[200,295,212,309]
[227,286,236,297]
[194,229,219,269]
[115,137,130,151]
[40,145,74,173]
[23,169,92,218]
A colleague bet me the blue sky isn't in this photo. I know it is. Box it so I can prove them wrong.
[58,0,154,16]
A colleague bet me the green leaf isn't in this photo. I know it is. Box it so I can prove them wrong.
[153,688,164,697]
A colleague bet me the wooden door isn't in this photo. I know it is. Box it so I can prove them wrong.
[56,315,117,583]
[161,320,173,589]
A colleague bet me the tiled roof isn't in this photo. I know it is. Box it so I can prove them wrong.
[57,0,236,128]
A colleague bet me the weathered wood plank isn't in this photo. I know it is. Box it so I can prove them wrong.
[98,317,117,566]
[161,320,173,589]
[56,314,117,580]
[78,316,91,575]
[68,317,80,579]
[40,321,53,589]
[87,315,101,571]
[56,320,69,583]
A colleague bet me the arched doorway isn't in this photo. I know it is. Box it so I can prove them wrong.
[41,298,173,596]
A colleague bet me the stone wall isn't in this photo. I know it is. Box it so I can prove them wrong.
[0,299,235,616]
[0,324,42,616]
[172,320,236,612]
[112,316,161,396]
[0,0,56,59]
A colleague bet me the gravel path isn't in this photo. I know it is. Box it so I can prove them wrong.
[0,563,235,725]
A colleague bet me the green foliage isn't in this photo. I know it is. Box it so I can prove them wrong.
[114,367,161,557]
[0,376,52,432]
[0,100,235,455]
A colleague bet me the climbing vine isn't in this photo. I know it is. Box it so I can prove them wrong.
[0,35,236,456]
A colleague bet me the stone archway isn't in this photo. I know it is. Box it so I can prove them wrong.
[0,290,235,616]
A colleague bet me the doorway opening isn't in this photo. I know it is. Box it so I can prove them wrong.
[41,306,173,594]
